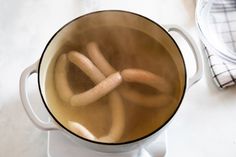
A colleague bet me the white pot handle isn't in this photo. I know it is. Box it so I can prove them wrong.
[165,25,203,89]
[20,60,58,130]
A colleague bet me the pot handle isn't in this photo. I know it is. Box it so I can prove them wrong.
[165,25,203,89]
[20,60,58,130]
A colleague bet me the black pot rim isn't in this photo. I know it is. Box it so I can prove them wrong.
[38,10,187,146]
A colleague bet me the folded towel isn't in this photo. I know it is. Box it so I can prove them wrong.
[204,46,236,88]
[201,0,236,88]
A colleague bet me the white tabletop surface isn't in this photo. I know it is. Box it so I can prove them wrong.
[0,0,236,157]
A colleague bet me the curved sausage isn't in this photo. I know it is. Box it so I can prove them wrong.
[70,72,122,106]
[98,92,125,142]
[87,42,116,76]
[67,51,105,84]
[121,69,172,94]
[54,54,73,103]
[120,88,176,108]
[68,121,96,140]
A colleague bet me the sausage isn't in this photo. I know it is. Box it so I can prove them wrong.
[98,91,125,142]
[68,121,96,140]
[119,88,176,107]
[70,72,122,107]
[67,51,105,84]
[121,69,172,94]
[54,54,73,103]
[87,43,125,142]
[87,42,116,76]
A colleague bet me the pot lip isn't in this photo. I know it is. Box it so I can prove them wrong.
[37,10,187,146]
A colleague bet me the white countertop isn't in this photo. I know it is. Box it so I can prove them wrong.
[0,0,236,157]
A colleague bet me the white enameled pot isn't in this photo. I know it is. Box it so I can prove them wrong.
[20,10,203,154]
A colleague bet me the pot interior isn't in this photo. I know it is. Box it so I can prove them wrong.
[38,11,186,144]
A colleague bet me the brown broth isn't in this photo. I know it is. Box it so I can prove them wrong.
[45,26,181,143]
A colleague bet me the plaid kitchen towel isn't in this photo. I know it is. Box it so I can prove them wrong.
[205,46,236,88]
[202,0,236,88]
